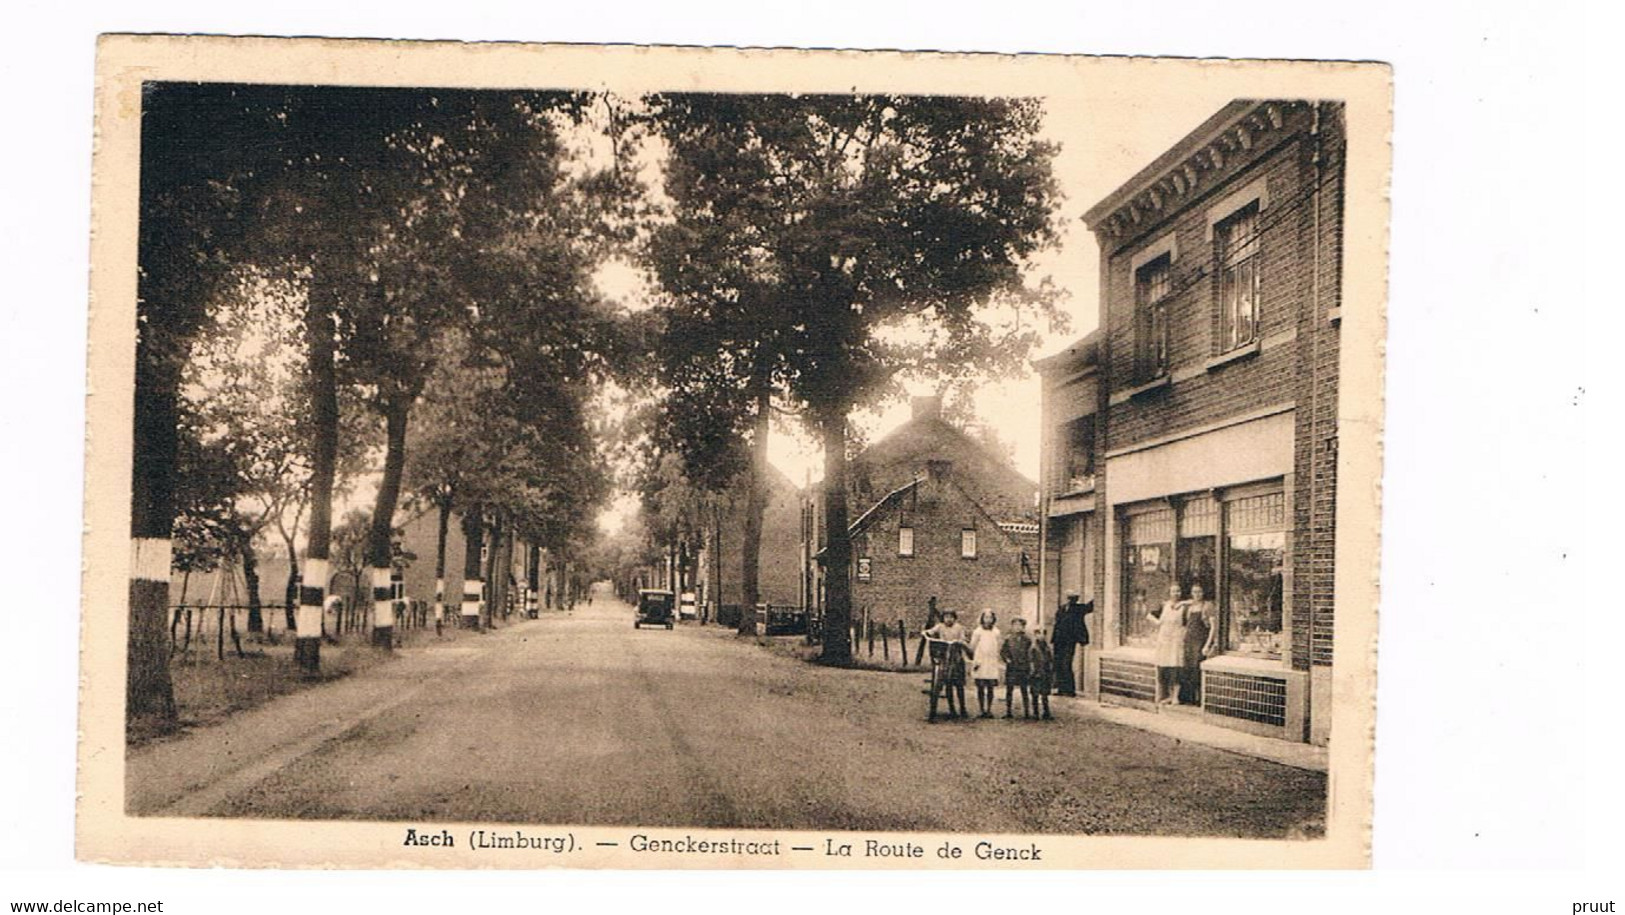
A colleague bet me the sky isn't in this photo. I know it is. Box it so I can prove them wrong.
[196,88,1239,541]
[594,91,1229,535]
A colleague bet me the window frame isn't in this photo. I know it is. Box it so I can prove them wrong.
[898,525,915,558]
[1213,199,1264,355]
[1129,234,1177,383]
[1063,415,1096,490]
[1218,487,1290,660]
[1117,501,1176,648]
[1115,482,1290,661]
[960,527,978,560]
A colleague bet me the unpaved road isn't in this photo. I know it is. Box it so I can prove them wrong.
[128,594,1325,837]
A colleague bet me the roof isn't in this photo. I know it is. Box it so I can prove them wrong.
[1082,101,1261,229]
[852,414,1037,495]
[825,473,1030,558]
[846,476,925,537]
[1032,328,1103,374]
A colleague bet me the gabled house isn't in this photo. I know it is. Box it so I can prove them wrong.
[807,395,1039,630]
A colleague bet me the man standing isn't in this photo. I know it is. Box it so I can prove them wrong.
[914,596,941,668]
[1051,593,1093,697]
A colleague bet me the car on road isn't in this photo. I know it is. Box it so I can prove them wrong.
[634,589,675,629]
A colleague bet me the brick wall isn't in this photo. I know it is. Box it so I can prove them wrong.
[714,472,803,608]
[1088,101,1344,670]
[1101,129,1312,450]
[1291,102,1345,671]
[852,484,1028,630]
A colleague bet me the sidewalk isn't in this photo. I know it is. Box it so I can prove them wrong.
[739,627,1328,773]
[1052,695,1329,773]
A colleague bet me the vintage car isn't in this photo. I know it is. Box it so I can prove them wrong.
[634,589,675,629]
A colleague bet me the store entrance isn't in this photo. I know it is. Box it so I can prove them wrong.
[1175,498,1218,707]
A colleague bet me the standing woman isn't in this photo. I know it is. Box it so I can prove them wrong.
[1148,582,1187,705]
[1180,582,1216,705]
[967,609,1004,719]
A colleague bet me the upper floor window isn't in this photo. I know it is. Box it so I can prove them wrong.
[1216,202,1262,352]
[1135,254,1173,380]
[960,528,978,559]
[1063,415,1096,492]
[898,526,915,557]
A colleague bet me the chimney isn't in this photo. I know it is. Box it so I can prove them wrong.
[911,395,943,422]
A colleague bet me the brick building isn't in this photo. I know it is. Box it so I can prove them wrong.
[1039,100,1344,744]
[808,395,1040,631]
[697,463,803,612]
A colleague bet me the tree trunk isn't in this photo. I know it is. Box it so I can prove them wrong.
[282,537,299,632]
[711,502,723,626]
[460,504,484,630]
[128,355,179,726]
[365,395,410,650]
[297,292,339,674]
[241,540,263,634]
[433,496,451,632]
[527,542,541,618]
[484,513,504,629]
[739,379,770,634]
[818,410,853,665]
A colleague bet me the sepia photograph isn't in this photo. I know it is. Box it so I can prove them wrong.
[79,36,1389,868]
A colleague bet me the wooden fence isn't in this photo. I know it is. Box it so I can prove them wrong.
[167,598,435,662]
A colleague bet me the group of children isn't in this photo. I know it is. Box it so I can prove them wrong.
[921,609,1055,722]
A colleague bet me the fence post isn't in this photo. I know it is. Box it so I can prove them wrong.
[230,608,245,658]
[898,620,907,667]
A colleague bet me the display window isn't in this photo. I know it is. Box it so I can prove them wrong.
[1117,483,1288,661]
[1223,491,1287,659]
[1120,506,1174,648]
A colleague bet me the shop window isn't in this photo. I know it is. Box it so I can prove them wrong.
[1120,486,1286,660]
[898,526,914,557]
[1224,492,1287,659]
[1216,203,1262,352]
[960,528,977,559]
[1135,254,1173,380]
[1120,506,1175,648]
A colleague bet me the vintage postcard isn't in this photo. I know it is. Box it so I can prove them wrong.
[80,35,1389,869]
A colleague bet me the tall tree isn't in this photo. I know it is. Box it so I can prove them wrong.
[129,83,296,726]
[647,94,1064,663]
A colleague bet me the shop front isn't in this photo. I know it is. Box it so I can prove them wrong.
[1091,406,1309,741]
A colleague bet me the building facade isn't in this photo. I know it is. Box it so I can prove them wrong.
[696,464,804,613]
[808,395,1040,631]
[1040,100,1344,744]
